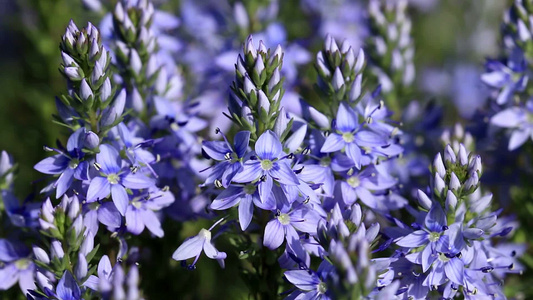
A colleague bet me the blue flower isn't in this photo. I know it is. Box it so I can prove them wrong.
[203,130,250,187]
[481,51,528,105]
[321,103,386,168]
[172,227,227,269]
[86,144,155,215]
[34,128,89,198]
[232,130,299,203]
[0,239,35,294]
[490,100,533,150]
[263,205,321,250]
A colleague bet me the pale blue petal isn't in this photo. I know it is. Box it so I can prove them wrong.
[320,134,344,153]
[125,206,144,235]
[96,144,121,174]
[234,131,251,157]
[34,155,68,175]
[172,236,204,261]
[269,162,299,185]
[232,161,262,183]
[255,130,282,160]
[396,230,428,248]
[55,167,74,198]
[86,177,110,203]
[264,219,284,250]
[111,184,129,216]
[336,103,357,133]
[444,258,464,285]
[122,172,155,189]
[239,195,254,231]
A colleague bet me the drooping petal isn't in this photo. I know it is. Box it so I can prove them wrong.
[172,236,204,261]
[96,144,121,174]
[356,187,376,209]
[444,258,464,285]
[345,143,363,169]
[141,209,164,238]
[0,264,18,290]
[55,167,75,198]
[111,184,129,216]
[259,176,273,204]
[86,177,110,203]
[336,102,357,133]
[263,219,284,250]
[509,129,530,151]
[125,206,145,235]
[320,134,345,153]
[203,242,219,259]
[239,195,254,231]
[255,130,282,160]
[97,202,122,229]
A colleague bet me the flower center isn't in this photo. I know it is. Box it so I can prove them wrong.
[107,173,119,185]
[317,282,327,294]
[438,252,450,263]
[320,156,331,167]
[68,159,79,169]
[261,159,274,170]
[342,132,354,143]
[199,228,212,241]
[132,200,143,209]
[15,258,31,270]
[244,184,256,195]
[429,232,440,242]
[277,213,291,225]
[347,176,360,188]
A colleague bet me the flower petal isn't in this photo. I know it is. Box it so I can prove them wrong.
[96,144,121,174]
[444,258,464,285]
[239,195,254,231]
[396,230,428,248]
[172,236,204,261]
[255,130,282,160]
[320,134,344,153]
[202,141,231,161]
[234,131,251,157]
[97,202,122,229]
[86,177,110,203]
[111,184,129,216]
[122,172,155,189]
[142,209,164,238]
[269,162,299,185]
[336,102,357,133]
[125,206,145,235]
[55,167,74,198]
[263,219,284,250]
[34,155,68,175]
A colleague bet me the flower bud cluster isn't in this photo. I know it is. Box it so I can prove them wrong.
[228,35,285,137]
[315,34,366,114]
[367,0,415,104]
[503,0,533,64]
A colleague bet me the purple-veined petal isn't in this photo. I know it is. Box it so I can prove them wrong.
[97,202,122,228]
[340,181,356,205]
[202,141,231,161]
[111,184,129,216]
[232,161,262,183]
[444,258,464,285]
[263,219,284,250]
[221,163,243,187]
[172,236,204,261]
[320,134,345,153]
[239,195,254,231]
[336,103,357,133]
[422,244,436,272]
[117,123,133,148]
[73,161,89,180]
[125,206,145,235]
[234,131,251,157]
[345,143,362,169]
[210,187,242,210]
[354,130,386,147]
[423,261,445,287]
[269,161,299,185]
[56,271,81,300]
[86,177,110,203]
[255,130,283,160]
[66,128,86,152]
[425,204,446,232]
[142,209,164,238]
[396,230,428,248]
[122,172,155,189]
[55,167,75,198]
[96,144,121,174]
[284,270,319,291]
[259,176,273,204]
[34,155,68,175]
